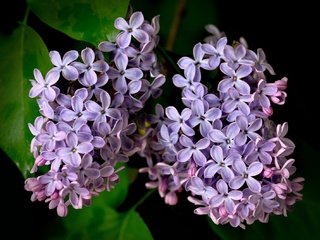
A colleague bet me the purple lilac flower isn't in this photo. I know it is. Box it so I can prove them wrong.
[210,180,242,214]
[25,11,165,217]
[223,44,253,69]
[166,106,194,136]
[72,47,109,87]
[246,48,275,75]
[114,11,149,48]
[204,146,239,182]
[177,135,210,166]
[202,37,227,69]
[218,63,252,94]
[29,69,59,101]
[49,50,79,80]
[235,116,262,146]
[229,160,263,193]
[139,24,303,229]
[108,53,143,94]
[252,79,278,108]
[178,43,212,81]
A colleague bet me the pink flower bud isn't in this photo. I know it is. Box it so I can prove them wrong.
[263,106,273,116]
[165,191,178,205]
[274,77,288,90]
[218,205,228,217]
[263,168,274,178]
[57,201,68,217]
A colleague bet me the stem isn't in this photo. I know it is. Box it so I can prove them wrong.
[131,189,156,211]
[157,45,182,75]
[22,6,30,25]
[166,0,187,51]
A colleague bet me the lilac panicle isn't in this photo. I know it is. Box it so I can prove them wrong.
[25,11,165,217]
[138,24,303,228]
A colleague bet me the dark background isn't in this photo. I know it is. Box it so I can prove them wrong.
[0,0,318,239]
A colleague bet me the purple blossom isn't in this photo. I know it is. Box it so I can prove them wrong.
[49,50,79,80]
[85,91,121,123]
[140,74,166,102]
[222,88,251,113]
[115,11,149,48]
[165,106,194,136]
[248,139,276,164]
[36,121,66,151]
[223,44,253,69]
[246,48,275,75]
[204,146,239,182]
[60,96,93,122]
[271,122,295,157]
[26,10,165,218]
[72,48,108,86]
[218,63,252,94]
[57,132,93,167]
[159,125,178,151]
[108,53,143,93]
[29,69,59,101]
[178,43,211,81]
[230,161,263,193]
[202,37,227,69]
[209,123,240,149]
[177,135,210,166]
[57,118,92,143]
[253,79,277,108]
[210,180,242,214]
[172,73,199,90]
[61,182,90,209]
[138,23,303,229]
[186,176,217,202]
[189,99,221,137]
[235,116,262,146]
[38,171,63,196]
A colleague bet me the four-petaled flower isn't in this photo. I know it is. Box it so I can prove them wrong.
[177,135,210,166]
[204,146,240,182]
[166,106,194,136]
[115,11,149,48]
[230,161,263,193]
[218,63,252,94]
[49,50,79,80]
[57,132,93,167]
[210,180,243,214]
[29,69,59,101]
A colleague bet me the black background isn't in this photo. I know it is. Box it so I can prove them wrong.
[0,0,318,239]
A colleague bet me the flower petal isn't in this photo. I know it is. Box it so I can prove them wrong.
[248,161,263,176]
[229,176,245,189]
[247,176,261,193]
[177,148,193,162]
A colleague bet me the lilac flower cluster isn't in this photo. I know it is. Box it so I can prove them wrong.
[139,25,303,227]
[25,11,165,216]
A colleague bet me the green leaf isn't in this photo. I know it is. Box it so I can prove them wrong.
[0,25,51,178]
[52,201,153,240]
[208,137,320,240]
[27,0,130,45]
